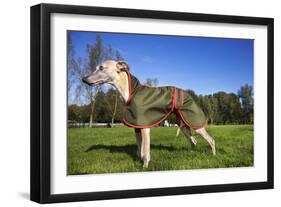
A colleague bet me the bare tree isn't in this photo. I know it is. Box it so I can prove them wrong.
[102,89,121,125]
[69,34,104,127]
[145,78,158,87]
[68,33,126,126]
[115,49,124,61]
[103,48,125,125]
[85,35,105,127]
[67,33,76,100]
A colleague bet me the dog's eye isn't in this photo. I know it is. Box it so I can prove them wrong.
[99,65,104,71]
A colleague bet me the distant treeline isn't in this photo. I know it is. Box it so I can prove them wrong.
[68,84,253,125]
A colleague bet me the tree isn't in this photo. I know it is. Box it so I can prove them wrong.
[145,78,158,87]
[103,88,124,124]
[93,91,111,123]
[67,33,79,103]
[201,95,218,125]
[67,34,105,127]
[102,46,125,125]
[110,49,125,124]
[85,35,105,127]
[104,44,114,60]
[68,104,92,123]
[68,104,80,121]
[68,34,127,126]
[213,92,229,124]
[228,93,242,124]
[238,84,254,123]
[115,49,124,61]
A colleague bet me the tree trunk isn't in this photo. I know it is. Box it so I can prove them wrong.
[111,92,118,125]
[89,101,96,128]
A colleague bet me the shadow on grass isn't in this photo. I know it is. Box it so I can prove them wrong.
[85,144,187,160]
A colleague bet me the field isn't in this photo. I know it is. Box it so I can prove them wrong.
[67,125,253,175]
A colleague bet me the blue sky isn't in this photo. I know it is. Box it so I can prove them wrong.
[69,31,253,95]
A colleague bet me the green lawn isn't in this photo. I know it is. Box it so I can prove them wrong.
[67,125,253,175]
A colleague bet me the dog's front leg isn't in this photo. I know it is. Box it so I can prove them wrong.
[134,128,142,158]
[141,128,151,168]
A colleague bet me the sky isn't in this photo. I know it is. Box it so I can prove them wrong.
[69,31,253,95]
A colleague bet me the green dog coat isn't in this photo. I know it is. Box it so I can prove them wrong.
[122,72,208,129]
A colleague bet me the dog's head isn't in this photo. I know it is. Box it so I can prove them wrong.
[82,60,130,86]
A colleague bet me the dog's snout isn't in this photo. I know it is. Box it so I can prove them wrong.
[82,76,88,84]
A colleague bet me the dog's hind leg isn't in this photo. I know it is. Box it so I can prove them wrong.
[179,121,197,147]
[140,128,151,168]
[134,128,142,159]
[195,127,216,156]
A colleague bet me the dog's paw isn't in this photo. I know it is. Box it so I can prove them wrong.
[212,148,216,156]
[191,136,197,146]
[143,163,149,168]
[143,160,149,168]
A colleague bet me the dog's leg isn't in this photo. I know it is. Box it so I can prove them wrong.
[179,121,197,147]
[195,127,216,156]
[141,128,151,168]
[134,128,142,159]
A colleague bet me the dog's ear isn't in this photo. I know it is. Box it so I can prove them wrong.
[116,61,130,73]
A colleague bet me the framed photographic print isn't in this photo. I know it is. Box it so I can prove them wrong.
[30,3,274,203]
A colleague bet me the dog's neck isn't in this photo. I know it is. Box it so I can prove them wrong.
[110,72,129,103]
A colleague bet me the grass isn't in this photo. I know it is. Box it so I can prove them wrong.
[67,125,253,175]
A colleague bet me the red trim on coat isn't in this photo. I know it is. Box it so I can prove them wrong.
[177,89,184,110]
[176,89,208,129]
[122,87,177,129]
[177,109,208,129]
[172,87,177,111]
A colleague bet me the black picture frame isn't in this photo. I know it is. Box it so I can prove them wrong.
[30,3,274,204]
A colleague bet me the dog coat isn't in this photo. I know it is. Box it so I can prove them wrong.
[122,72,208,129]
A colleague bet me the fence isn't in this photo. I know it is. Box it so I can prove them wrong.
[67,121,124,128]
[67,121,178,128]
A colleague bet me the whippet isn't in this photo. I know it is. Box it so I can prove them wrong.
[82,60,216,168]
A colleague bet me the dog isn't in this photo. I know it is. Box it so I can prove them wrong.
[82,60,216,168]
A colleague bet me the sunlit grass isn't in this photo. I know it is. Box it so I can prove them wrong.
[67,125,253,175]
